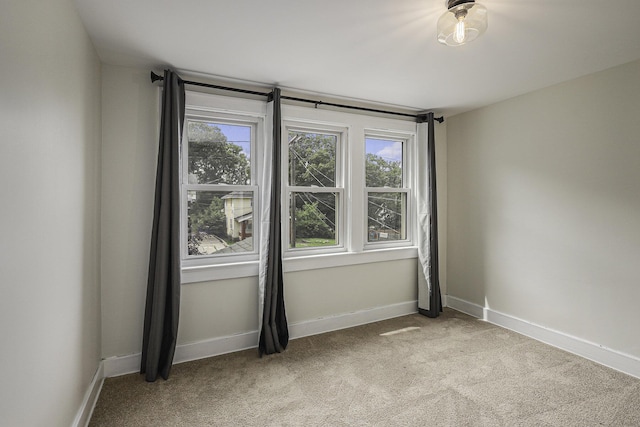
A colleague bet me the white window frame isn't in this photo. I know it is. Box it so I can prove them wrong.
[180,92,266,282]
[281,105,418,270]
[282,121,348,257]
[177,94,420,283]
[363,130,415,250]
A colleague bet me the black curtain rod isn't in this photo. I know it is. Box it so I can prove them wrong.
[150,71,270,97]
[150,71,444,123]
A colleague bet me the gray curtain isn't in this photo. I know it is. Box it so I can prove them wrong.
[259,88,289,355]
[141,69,185,381]
[417,113,442,318]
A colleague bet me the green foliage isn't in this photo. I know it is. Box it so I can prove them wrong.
[365,153,401,188]
[190,194,226,237]
[365,153,403,234]
[294,237,336,248]
[188,122,249,185]
[187,123,250,250]
[289,132,336,187]
[187,216,203,255]
[295,201,333,239]
[288,133,338,242]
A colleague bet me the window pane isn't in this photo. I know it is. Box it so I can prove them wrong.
[288,131,337,187]
[187,121,251,185]
[365,138,403,188]
[367,192,406,242]
[289,192,337,248]
[187,190,253,255]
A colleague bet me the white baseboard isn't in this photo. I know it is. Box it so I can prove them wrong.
[102,331,258,378]
[72,362,104,427]
[103,300,418,378]
[446,295,640,380]
[103,352,141,378]
[445,295,484,318]
[289,300,418,339]
[174,331,259,365]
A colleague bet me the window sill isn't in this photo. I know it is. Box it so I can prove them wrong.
[283,246,418,273]
[182,261,260,284]
[181,246,418,284]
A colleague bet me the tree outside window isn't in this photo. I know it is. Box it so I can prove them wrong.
[365,137,407,242]
[287,131,340,249]
[185,121,255,256]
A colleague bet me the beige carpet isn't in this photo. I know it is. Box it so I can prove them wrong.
[90,309,640,426]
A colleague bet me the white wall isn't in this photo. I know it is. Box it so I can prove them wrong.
[100,65,159,358]
[178,260,419,345]
[100,64,447,361]
[447,59,640,358]
[0,0,102,425]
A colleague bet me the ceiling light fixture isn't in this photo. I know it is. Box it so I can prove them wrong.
[437,0,488,46]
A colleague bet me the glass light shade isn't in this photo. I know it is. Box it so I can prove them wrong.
[437,1,488,46]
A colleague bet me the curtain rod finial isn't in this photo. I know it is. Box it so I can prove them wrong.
[417,113,445,124]
[150,71,163,83]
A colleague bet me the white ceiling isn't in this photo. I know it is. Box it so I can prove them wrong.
[74,0,640,115]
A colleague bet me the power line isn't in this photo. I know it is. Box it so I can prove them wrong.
[294,193,336,228]
[366,215,401,235]
[289,147,334,186]
[368,199,402,216]
[289,149,327,186]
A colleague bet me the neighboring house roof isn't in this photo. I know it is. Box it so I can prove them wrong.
[216,237,253,254]
[234,212,253,222]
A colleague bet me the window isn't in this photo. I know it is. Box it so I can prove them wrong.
[284,126,345,252]
[182,114,260,264]
[179,92,418,282]
[365,136,410,246]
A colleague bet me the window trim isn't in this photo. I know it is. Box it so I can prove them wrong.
[178,94,422,284]
[363,130,416,250]
[180,92,266,269]
[282,121,349,257]
[180,246,418,284]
